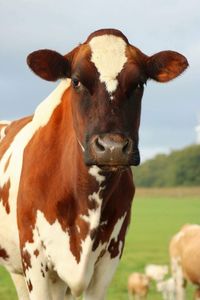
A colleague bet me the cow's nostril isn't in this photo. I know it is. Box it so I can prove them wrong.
[122,139,132,154]
[122,140,129,153]
[95,137,105,152]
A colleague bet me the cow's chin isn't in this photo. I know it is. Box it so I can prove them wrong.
[85,157,140,172]
[97,160,140,172]
[84,148,140,171]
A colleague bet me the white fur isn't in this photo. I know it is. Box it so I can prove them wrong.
[83,244,122,300]
[88,166,105,185]
[109,212,127,242]
[0,121,11,142]
[10,273,29,300]
[145,264,168,282]
[24,210,104,297]
[81,188,104,231]
[81,166,105,230]
[157,277,175,300]
[171,257,185,300]
[89,35,127,95]
[22,167,126,299]
[0,120,11,126]
[22,165,106,298]
[23,216,59,299]
[0,80,70,275]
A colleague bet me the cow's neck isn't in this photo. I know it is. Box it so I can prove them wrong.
[35,82,125,227]
[57,83,123,210]
[32,89,127,265]
[49,87,128,242]
[19,81,133,269]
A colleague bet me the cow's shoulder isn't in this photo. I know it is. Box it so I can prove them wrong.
[0,116,32,161]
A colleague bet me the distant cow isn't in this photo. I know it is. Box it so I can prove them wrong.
[145,264,169,282]
[157,277,175,300]
[0,28,188,300]
[128,272,150,300]
[169,224,200,300]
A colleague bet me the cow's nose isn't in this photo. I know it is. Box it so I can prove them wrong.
[94,136,131,154]
[90,134,133,165]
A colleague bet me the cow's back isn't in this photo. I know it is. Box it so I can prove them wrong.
[0,116,32,272]
[170,225,200,285]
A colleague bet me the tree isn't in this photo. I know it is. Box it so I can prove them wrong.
[133,145,200,187]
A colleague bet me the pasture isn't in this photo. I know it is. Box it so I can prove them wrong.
[0,187,199,299]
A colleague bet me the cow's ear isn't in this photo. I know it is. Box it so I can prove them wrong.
[27,49,70,81]
[146,51,188,82]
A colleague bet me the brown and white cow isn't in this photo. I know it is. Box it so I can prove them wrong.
[128,272,150,300]
[0,29,188,300]
[170,224,200,300]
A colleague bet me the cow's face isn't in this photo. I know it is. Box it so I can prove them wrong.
[27,29,188,170]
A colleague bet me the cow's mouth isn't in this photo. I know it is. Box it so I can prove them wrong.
[99,165,128,172]
[90,153,140,172]
[85,151,140,171]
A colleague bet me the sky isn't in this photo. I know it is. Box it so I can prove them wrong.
[0,0,200,162]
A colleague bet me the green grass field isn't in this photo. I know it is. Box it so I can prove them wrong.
[0,188,199,299]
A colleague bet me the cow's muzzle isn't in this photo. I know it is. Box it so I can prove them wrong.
[85,134,140,169]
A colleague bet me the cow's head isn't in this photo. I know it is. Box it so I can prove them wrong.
[27,29,188,171]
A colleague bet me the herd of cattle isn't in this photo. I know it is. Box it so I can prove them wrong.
[0,28,191,300]
[128,224,200,300]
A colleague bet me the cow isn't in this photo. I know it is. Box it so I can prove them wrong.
[128,272,150,300]
[169,224,200,300]
[0,28,188,300]
[157,277,176,300]
[145,264,169,282]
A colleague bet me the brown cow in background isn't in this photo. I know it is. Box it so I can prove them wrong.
[170,224,200,300]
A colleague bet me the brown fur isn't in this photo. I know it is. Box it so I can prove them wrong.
[128,272,150,299]
[0,116,32,162]
[170,225,200,299]
[0,180,10,213]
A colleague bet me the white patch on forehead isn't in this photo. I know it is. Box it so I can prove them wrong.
[89,35,127,94]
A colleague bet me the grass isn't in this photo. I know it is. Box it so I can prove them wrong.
[107,187,200,300]
[0,187,199,299]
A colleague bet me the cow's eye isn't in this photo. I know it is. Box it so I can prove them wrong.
[72,78,81,88]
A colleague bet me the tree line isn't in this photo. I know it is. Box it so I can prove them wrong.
[133,144,200,187]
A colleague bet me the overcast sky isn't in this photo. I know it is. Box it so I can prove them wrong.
[0,0,199,161]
